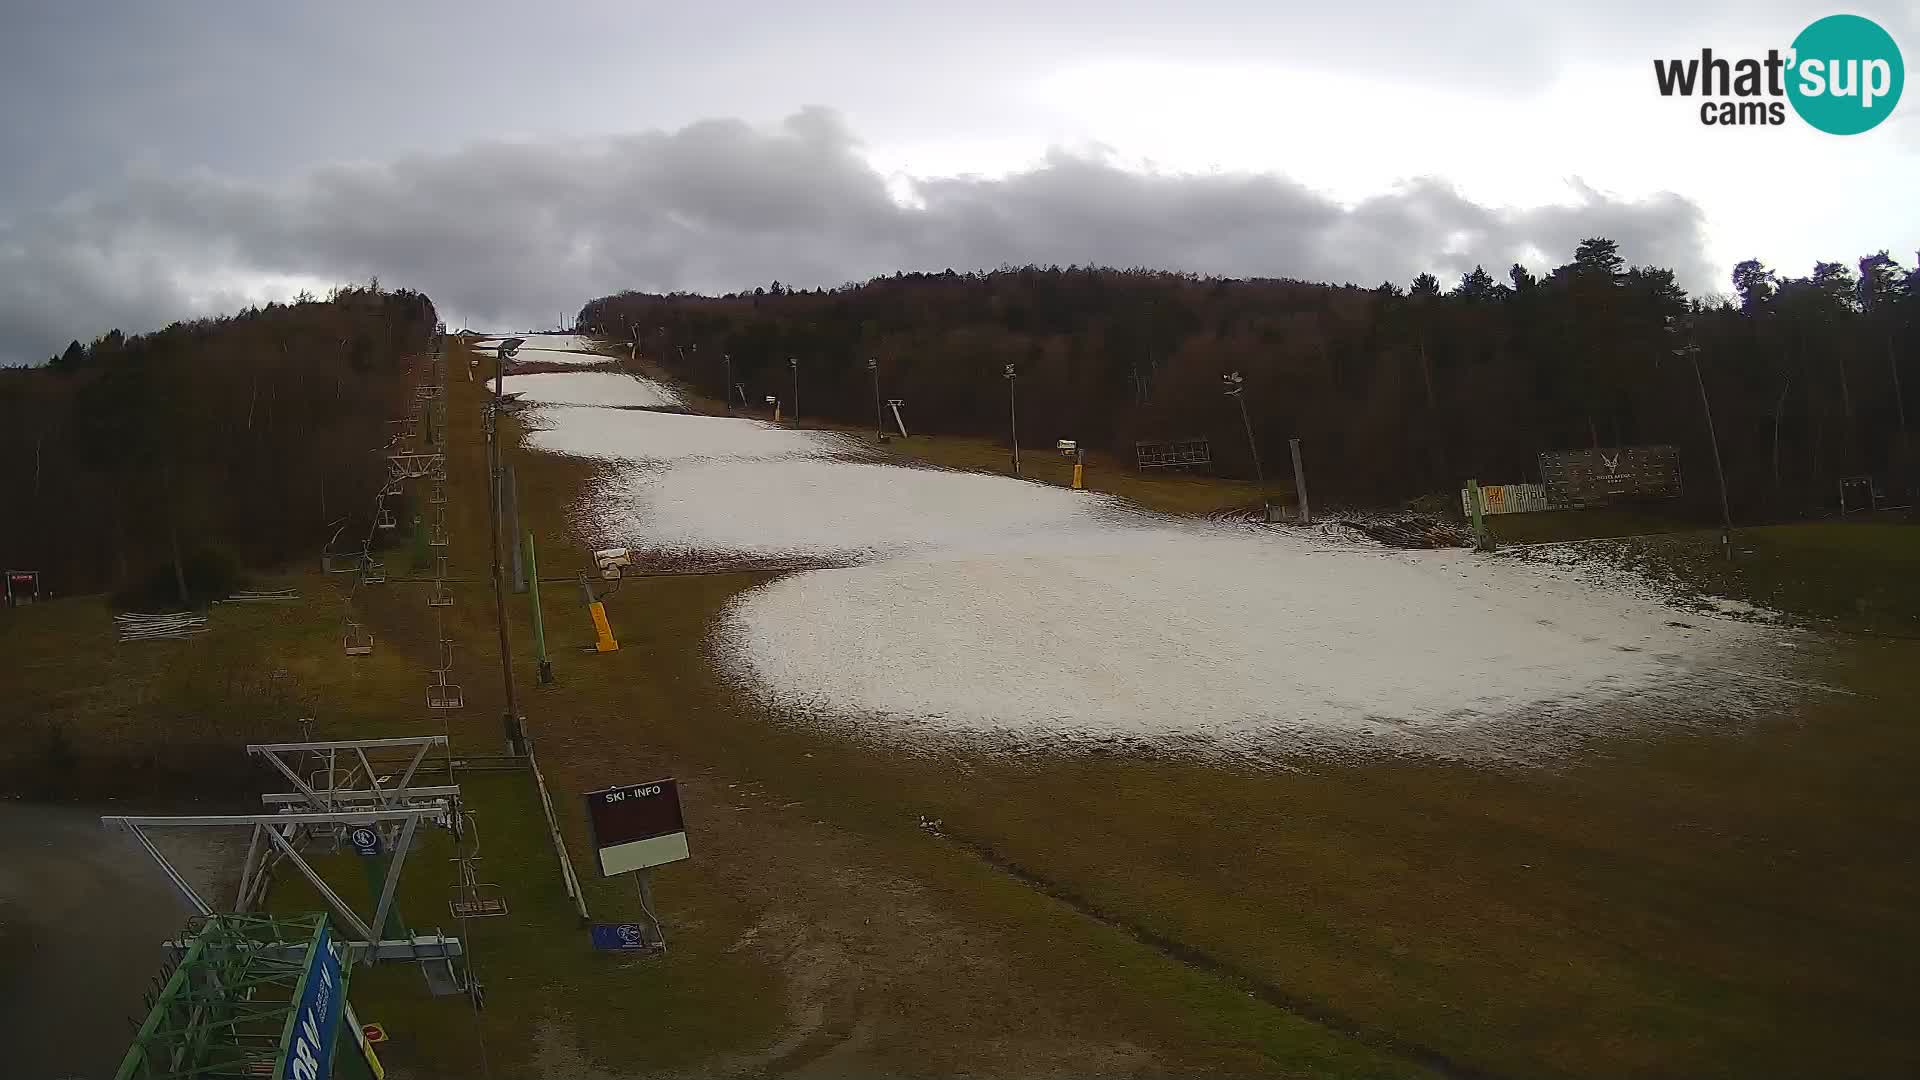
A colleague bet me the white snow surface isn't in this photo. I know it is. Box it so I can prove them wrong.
[521,407,1783,759]
[503,371,682,409]
[590,457,1165,560]
[715,532,1772,757]
[472,334,604,354]
[509,348,617,367]
[525,407,863,465]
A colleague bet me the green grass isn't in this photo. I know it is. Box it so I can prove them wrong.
[1499,520,1919,638]
[1486,507,1703,545]
[855,426,1285,516]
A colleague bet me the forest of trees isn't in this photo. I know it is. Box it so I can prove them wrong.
[579,241,1917,517]
[0,284,438,602]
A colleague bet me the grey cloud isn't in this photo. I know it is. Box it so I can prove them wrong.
[0,108,1713,364]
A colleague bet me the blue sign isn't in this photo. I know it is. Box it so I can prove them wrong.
[590,922,655,951]
[347,826,383,858]
[280,923,345,1080]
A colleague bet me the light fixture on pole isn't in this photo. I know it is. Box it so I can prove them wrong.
[868,357,884,441]
[1222,371,1264,486]
[493,337,524,402]
[1004,363,1022,478]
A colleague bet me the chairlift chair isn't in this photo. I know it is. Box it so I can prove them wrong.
[427,582,454,608]
[322,522,360,574]
[344,621,374,656]
[427,640,464,708]
[361,557,386,585]
[430,481,448,505]
[426,671,464,710]
[375,507,398,530]
[448,816,509,919]
[412,932,470,998]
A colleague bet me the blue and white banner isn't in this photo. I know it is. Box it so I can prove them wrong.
[280,923,346,1080]
[590,922,656,951]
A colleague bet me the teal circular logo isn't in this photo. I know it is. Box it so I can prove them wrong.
[1787,15,1904,134]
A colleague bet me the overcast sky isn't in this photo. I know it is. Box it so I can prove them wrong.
[2,0,1915,363]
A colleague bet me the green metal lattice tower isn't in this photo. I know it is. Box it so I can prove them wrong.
[116,912,352,1080]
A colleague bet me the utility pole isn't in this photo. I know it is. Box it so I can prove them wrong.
[488,339,527,754]
[1223,371,1263,486]
[723,353,734,413]
[1004,363,1021,477]
[1669,317,1733,560]
[1289,438,1312,524]
[789,357,800,423]
[868,357,883,440]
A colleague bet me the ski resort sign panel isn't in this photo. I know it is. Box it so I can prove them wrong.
[584,779,690,877]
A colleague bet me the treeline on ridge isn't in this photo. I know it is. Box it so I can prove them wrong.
[578,241,1917,516]
[0,284,439,602]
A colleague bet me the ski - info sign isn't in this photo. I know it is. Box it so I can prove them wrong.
[584,779,689,877]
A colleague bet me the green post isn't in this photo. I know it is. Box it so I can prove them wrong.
[526,531,554,685]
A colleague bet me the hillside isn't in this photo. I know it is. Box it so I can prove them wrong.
[0,285,439,604]
[579,246,1918,515]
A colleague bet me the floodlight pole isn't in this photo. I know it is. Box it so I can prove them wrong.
[723,353,734,413]
[489,341,528,754]
[789,357,800,424]
[1289,438,1312,524]
[1673,324,1733,560]
[869,358,884,440]
[1224,372,1263,486]
[1005,363,1021,477]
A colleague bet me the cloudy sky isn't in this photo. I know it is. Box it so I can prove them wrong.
[2,0,1915,364]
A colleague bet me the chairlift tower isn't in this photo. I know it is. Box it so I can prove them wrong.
[113,912,351,1080]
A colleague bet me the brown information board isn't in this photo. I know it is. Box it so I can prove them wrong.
[1537,446,1682,507]
[584,779,690,877]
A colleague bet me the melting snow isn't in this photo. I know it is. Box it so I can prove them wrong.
[714,533,1773,757]
[582,457,1162,561]
[525,407,864,464]
[522,407,1786,760]
[504,371,682,409]
[472,333,605,354]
